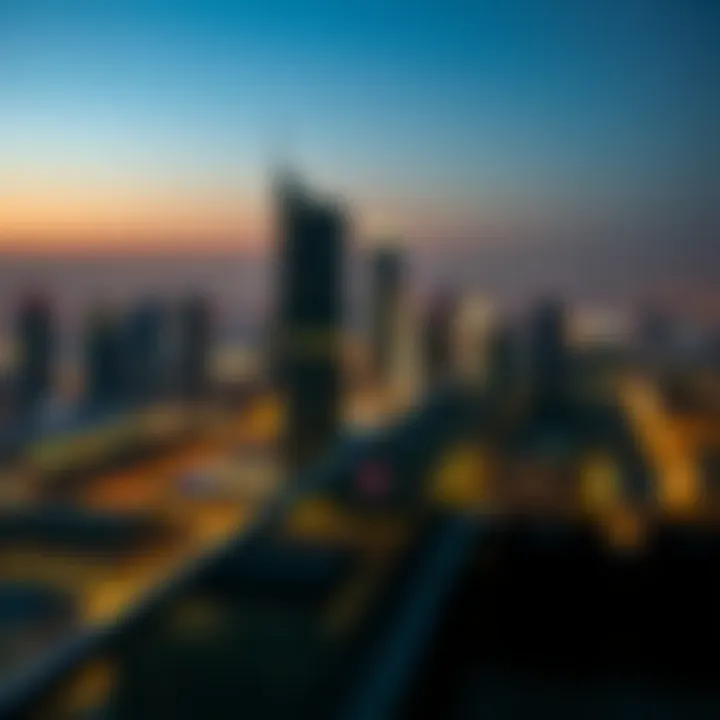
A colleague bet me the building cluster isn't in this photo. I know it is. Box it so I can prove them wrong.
[5,174,720,719]
[273,172,578,481]
[11,292,213,417]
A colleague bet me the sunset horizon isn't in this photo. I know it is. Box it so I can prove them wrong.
[3,1,717,267]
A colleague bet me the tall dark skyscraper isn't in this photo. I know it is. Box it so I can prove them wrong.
[528,297,568,408]
[123,299,166,405]
[423,290,456,387]
[14,293,55,414]
[276,175,346,474]
[486,319,517,395]
[176,294,212,400]
[370,243,403,382]
[84,303,124,408]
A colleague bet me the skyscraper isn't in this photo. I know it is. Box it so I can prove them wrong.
[176,294,212,400]
[276,174,347,474]
[123,299,167,405]
[84,303,124,409]
[389,295,423,407]
[456,295,493,386]
[485,318,517,395]
[528,297,568,409]
[14,293,55,414]
[370,243,403,383]
[422,289,457,388]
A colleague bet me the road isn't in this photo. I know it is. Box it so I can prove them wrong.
[0,386,400,629]
[620,376,700,517]
[0,394,281,629]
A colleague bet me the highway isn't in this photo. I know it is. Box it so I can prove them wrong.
[5,377,708,719]
[0,385,403,632]
[620,376,700,517]
[0,383,472,719]
[0,394,281,628]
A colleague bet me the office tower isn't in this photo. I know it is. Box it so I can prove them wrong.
[456,295,493,385]
[422,290,457,387]
[389,295,423,407]
[485,318,516,393]
[176,294,212,400]
[528,297,568,408]
[276,174,346,474]
[370,243,403,382]
[84,303,124,408]
[14,293,55,414]
[123,299,166,405]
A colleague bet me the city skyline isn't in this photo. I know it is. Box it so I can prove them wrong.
[1,6,720,709]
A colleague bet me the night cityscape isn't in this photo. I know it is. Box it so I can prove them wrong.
[1,0,720,718]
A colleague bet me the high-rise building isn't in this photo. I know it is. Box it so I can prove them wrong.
[370,244,403,382]
[485,318,517,394]
[123,299,167,405]
[528,297,568,408]
[456,295,493,385]
[422,290,457,387]
[176,294,212,400]
[84,303,124,408]
[389,295,423,408]
[276,175,347,474]
[14,293,55,414]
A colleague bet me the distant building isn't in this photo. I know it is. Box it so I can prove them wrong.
[485,318,517,394]
[456,295,492,385]
[14,293,55,414]
[84,303,124,408]
[422,290,457,387]
[528,297,568,408]
[389,296,423,406]
[176,294,212,400]
[636,306,676,370]
[275,174,347,474]
[370,244,403,382]
[123,299,167,405]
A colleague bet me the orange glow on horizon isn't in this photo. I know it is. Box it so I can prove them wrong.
[0,182,269,252]
[1,176,549,257]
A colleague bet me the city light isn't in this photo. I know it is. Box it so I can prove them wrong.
[1,1,719,717]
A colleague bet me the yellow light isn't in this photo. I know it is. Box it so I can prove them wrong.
[580,453,620,513]
[431,445,486,508]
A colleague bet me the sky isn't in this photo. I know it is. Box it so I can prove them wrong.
[0,0,718,271]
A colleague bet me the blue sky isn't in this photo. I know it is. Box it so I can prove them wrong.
[1,0,718,250]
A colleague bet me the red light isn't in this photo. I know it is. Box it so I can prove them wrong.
[357,460,392,501]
